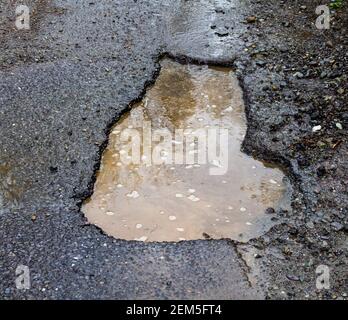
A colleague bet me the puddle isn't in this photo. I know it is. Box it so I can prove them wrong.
[82,59,288,242]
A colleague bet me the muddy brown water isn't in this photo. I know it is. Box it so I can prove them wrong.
[82,59,288,242]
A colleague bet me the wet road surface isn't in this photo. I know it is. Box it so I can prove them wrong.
[1,0,346,300]
[0,0,262,299]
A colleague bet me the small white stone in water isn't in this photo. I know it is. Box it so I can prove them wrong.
[216,218,220,221]
[224,106,233,112]
[116,162,122,166]
[212,159,222,167]
[178,238,186,241]
[269,179,277,184]
[246,222,252,226]
[188,189,196,193]
[187,195,200,202]
[312,125,322,132]
[136,224,143,229]
[117,184,123,188]
[226,220,230,223]
[160,211,165,215]
[222,180,227,184]
[169,216,177,221]
[106,211,115,216]
[176,228,184,232]
[135,236,147,242]
[127,191,140,198]
[240,207,247,212]
[228,206,233,210]
[175,193,184,198]
[336,123,343,130]
[252,166,257,169]
[211,104,217,108]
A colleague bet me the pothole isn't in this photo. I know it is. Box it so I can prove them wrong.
[82,58,288,242]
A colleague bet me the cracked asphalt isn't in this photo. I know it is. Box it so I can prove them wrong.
[0,0,347,299]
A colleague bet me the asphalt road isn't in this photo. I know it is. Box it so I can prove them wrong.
[0,0,261,299]
[0,0,346,299]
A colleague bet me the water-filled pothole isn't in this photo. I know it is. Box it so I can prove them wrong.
[82,59,288,242]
